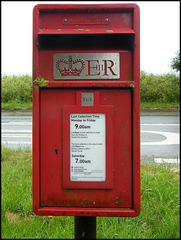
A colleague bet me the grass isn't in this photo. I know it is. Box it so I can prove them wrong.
[1,147,180,239]
[140,101,180,109]
[1,100,32,110]
[1,101,179,111]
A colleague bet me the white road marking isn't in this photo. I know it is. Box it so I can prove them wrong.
[2,116,32,118]
[1,130,32,133]
[154,158,180,164]
[2,141,32,144]
[1,122,179,146]
[1,122,179,126]
[141,124,179,126]
[1,122,32,125]
[2,134,32,137]
[141,130,179,145]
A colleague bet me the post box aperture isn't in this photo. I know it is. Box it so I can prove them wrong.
[33,3,140,217]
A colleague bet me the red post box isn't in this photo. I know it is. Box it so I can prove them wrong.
[33,3,140,217]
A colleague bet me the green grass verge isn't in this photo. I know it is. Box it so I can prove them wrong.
[140,101,180,109]
[1,101,32,110]
[1,147,180,239]
[1,101,179,111]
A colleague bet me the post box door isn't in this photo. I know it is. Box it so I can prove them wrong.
[40,88,132,208]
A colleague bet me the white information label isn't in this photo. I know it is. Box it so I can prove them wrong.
[70,113,106,181]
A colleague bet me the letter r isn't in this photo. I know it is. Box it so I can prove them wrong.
[103,60,117,76]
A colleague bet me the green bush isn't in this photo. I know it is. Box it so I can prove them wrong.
[140,71,180,103]
[1,74,32,103]
[1,72,180,105]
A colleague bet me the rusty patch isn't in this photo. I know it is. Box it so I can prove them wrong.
[113,195,123,205]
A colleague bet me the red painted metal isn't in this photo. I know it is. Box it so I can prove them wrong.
[33,3,140,217]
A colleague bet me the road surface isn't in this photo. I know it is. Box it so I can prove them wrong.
[1,110,180,163]
[141,110,180,164]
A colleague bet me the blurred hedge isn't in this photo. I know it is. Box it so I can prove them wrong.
[140,71,180,103]
[1,74,32,103]
[1,72,180,103]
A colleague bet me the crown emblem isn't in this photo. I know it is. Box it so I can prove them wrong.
[56,56,85,76]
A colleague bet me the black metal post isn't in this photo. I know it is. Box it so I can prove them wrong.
[74,216,96,239]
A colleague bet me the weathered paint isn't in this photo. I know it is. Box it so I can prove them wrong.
[33,3,140,217]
